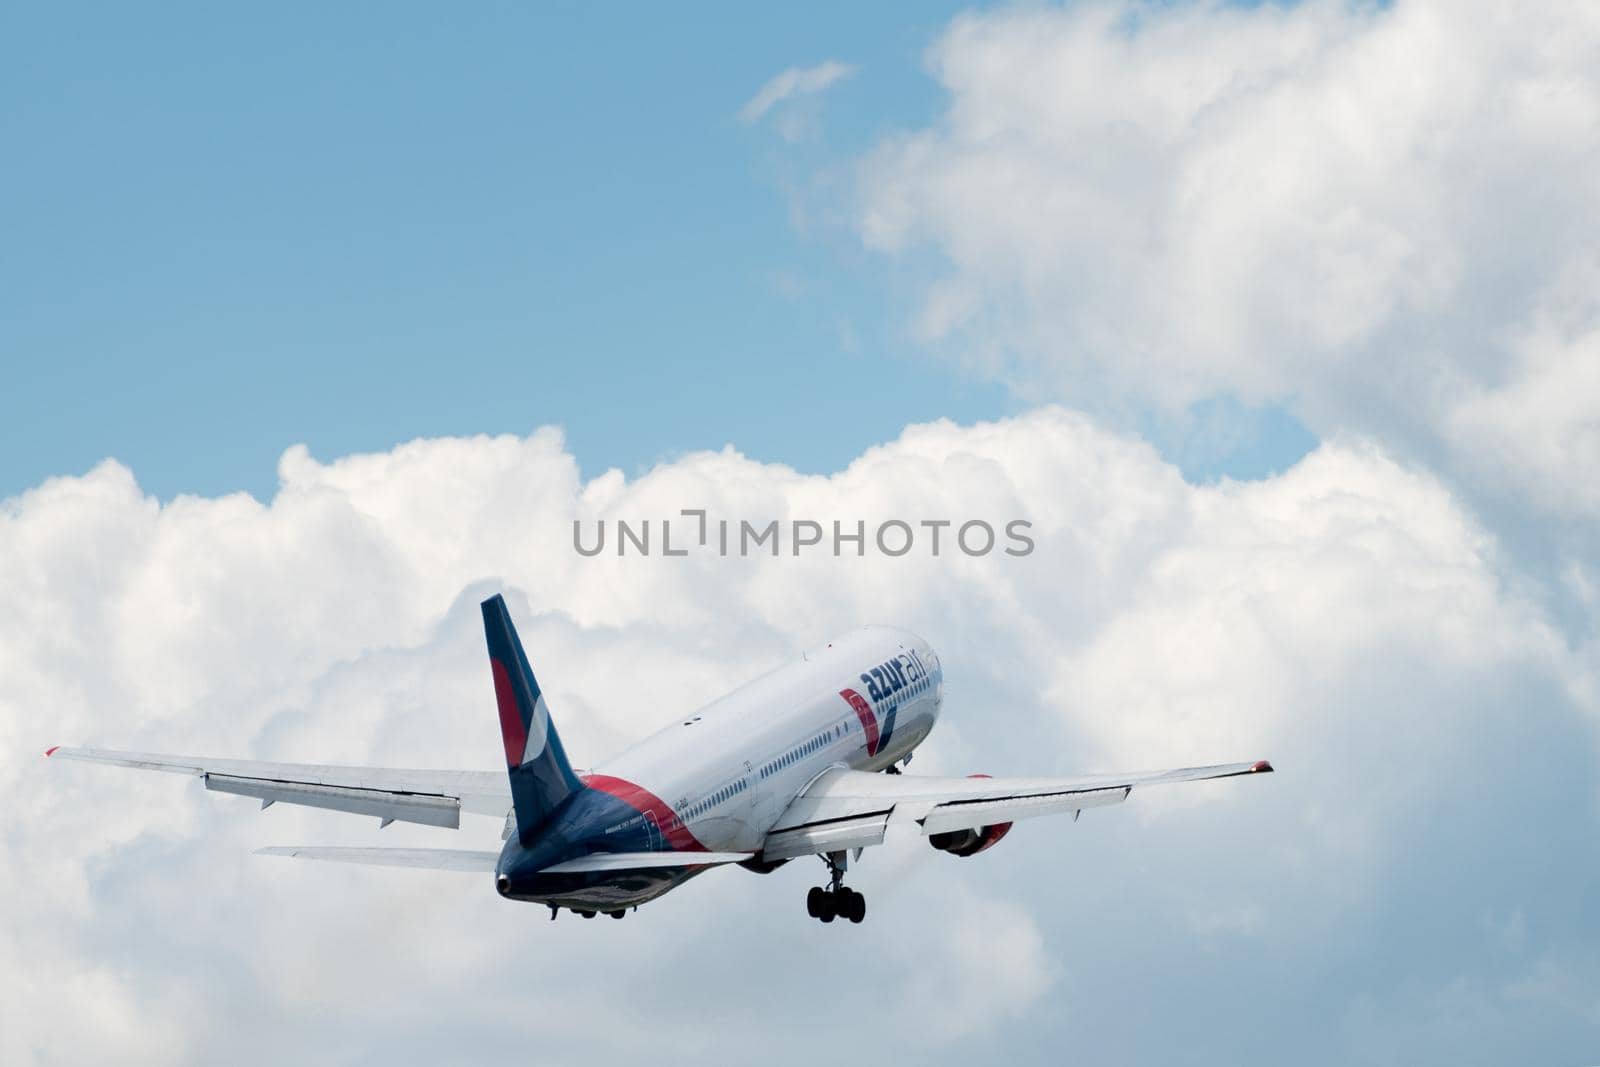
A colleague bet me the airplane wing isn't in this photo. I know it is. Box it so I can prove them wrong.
[46,746,511,829]
[256,846,502,871]
[760,760,1273,862]
[256,847,752,875]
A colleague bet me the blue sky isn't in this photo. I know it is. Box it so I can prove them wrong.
[3,2,991,500]
[1,1,1317,502]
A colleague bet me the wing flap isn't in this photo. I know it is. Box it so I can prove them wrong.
[48,746,511,823]
[255,846,501,871]
[761,811,890,862]
[206,774,461,829]
[537,851,753,873]
[919,786,1128,836]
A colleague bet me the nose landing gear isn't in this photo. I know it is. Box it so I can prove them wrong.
[805,851,866,924]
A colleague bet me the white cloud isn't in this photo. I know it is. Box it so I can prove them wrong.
[4,412,1597,1063]
[740,60,856,126]
[857,0,1600,525]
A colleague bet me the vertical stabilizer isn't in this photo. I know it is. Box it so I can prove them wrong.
[481,594,582,842]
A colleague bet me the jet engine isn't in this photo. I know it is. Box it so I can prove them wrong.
[927,822,1012,857]
[927,773,1012,856]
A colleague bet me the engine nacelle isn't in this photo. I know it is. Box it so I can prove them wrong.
[928,822,1013,857]
[928,772,1013,857]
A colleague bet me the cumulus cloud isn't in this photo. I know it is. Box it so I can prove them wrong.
[741,60,856,136]
[857,0,1600,529]
[5,412,1597,1064]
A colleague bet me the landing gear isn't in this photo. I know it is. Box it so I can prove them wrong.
[805,852,866,924]
[805,885,865,923]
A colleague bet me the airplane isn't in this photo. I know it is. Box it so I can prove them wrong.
[47,593,1273,924]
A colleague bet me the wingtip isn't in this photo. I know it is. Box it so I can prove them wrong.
[1251,759,1274,773]
[44,745,59,758]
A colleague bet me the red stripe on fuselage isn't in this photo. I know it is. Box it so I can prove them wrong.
[840,688,879,756]
[582,773,708,852]
[490,658,528,769]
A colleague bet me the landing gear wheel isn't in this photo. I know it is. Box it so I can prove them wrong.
[805,885,865,924]
[608,911,625,920]
[806,886,826,919]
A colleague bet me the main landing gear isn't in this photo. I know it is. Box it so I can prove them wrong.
[805,851,866,924]
[552,906,629,921]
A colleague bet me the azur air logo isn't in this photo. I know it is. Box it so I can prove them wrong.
[839,650,929,757]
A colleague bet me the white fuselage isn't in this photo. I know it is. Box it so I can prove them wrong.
[593,625,943,853]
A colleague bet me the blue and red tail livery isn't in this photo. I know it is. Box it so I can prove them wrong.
[481,594,583,841]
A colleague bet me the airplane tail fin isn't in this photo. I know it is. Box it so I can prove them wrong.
[481,594,583,842]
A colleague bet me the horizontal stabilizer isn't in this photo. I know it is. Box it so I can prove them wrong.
[537,851,752,874]
[255,846,500,871]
